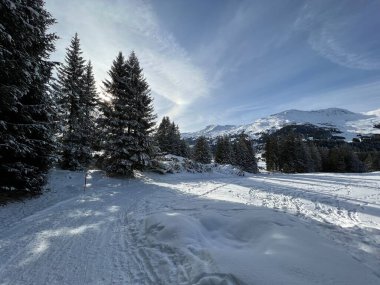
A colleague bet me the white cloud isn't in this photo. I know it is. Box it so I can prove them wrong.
[46,0,209,122]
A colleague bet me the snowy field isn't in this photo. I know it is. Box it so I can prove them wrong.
[0,169,380,284]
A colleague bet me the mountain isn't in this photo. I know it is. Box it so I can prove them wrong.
[182,108,380,141]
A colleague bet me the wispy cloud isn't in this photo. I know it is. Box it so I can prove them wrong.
[47,0,380,132]
[295,0,380,70]
[193,1,299,89]
[47,0,209,121]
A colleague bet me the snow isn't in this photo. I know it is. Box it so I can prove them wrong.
[366,108,380,117]
[1,169,380,284]
[183,108,380,141]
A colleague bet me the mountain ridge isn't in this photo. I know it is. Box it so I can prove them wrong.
[182,108,380,141]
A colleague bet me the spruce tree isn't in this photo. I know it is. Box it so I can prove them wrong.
[264,135,280,171]
[179,139,191,158]
[233,134,258,173]
[80,60,99,164]
[155,116,172,153]
[309,143,322,172]
[57,33,89,170]
[168,122,181,155]
[155,116,186,156]
[101,52,133,176]
[101,51,155,176]
[124,51,156,170]
[193,136,212,164]
[0,0,58,194]
[215,136,233,164]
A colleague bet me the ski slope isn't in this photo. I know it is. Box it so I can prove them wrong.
[0,169,380,284]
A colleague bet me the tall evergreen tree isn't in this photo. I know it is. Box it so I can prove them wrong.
[101,52,132,176]
[101,51,155,176]
[124,51,156,170]
[193,136,212,164]
[57,33,89,170]
[0,0,58,194]
[80,60,99,164]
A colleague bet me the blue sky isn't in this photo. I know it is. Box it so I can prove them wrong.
[46,0,380,132]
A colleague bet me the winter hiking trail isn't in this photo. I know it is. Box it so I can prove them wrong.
[0,170,379,284]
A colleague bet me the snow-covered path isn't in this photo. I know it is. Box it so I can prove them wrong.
[0,170,379,284]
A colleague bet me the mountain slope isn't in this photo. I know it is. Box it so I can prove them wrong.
[183,108,380,140]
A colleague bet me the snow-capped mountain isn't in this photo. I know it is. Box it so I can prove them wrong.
[183,108,380,141]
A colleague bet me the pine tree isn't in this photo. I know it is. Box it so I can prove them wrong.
[124,51,156,170]
[155,116,172,153]
[155,116,185,156]
[264,135,280,171]
[215,136,233,164]
[0,0,58,194]
[193,136,212,164]
[101,51,155,176]
[179,139,191,158]
[168,122,182,155]
[57,33,89,170]
[233,134,258,173]
[101,52,133,176]
[309,143,322,172]
[80,60,99,164]
[328,147,346,172]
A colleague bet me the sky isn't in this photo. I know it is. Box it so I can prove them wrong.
[46,0,380,132]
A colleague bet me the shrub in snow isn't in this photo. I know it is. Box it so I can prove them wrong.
[151,155,244,176]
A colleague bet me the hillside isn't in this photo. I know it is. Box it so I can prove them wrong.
[183,108,380,141]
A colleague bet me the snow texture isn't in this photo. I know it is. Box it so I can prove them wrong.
[0,169,379,284]
[183,108,380,141]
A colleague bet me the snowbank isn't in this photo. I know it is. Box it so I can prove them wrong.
[135,208,379,284]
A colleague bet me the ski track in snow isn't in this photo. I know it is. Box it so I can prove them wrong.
[0,170,380,284]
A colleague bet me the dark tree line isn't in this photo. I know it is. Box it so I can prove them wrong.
[263,130,380,173]
[154,119,259,173]
[214,134,258,173]
[190,134,258,173]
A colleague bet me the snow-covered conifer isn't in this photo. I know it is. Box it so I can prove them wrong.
[233,134,258,173]
[57,33,93,169]
[215,136,233,164]
[100,51,155,176]
[0,0,58,194]
[193,136,212,164]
